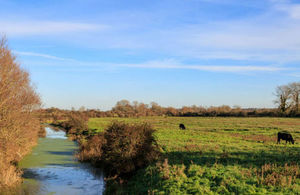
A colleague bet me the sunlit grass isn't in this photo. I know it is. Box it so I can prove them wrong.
[88,117,300,193]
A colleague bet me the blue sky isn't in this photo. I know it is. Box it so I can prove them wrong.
[1,0,300,110]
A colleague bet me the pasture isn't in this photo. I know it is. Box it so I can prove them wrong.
[88,117,300,194]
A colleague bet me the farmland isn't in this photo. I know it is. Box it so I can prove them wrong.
[88,117,300,194]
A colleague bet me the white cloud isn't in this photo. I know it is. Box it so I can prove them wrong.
[149,2,300,63]
[0,20,107,36]
[7,0,300,64]
[187,51,300,62]
[272,0,300,19]
[122,59,284,72]
[18,51,285,73]
[288,73,300,78]
[15,51,74,61]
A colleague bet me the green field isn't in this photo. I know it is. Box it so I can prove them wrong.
[88,117,300,194]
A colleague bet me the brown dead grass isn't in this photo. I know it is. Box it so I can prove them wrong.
[229,133,276,143]
[255,163,300,186]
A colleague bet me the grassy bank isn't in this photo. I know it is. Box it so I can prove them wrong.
[87,117,300,194]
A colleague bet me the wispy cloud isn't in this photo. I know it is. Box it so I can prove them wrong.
[151,2,300,62]
[288,73,300,78]
[18,51,285,73]
[4,1,300,64]
[122,59,285,73]
[15,51,75,61]
[8,0,300,69]
[0,20,107,36]
[272,0,300,19]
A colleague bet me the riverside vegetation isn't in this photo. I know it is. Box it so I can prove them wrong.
[1,34,300,194]
[63,116,300,194]
[0,37,41,192]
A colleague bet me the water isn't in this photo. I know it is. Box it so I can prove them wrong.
[19,127,105,195]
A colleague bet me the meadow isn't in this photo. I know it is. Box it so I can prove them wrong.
[88,117,300,194]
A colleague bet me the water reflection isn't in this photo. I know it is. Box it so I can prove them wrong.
[20,127,105,195]
[45,127,67,139]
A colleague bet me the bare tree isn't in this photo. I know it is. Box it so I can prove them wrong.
[288,82,300,113]
[113,100,134,117]
[274,85,291,113]
[0,37,41,187]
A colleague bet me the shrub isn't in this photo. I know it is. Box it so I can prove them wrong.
[79,122,160,178]
[38,124,46,137]
[77,134,106,162]
[60,113,88,135]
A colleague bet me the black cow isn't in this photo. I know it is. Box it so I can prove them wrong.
[179,123,186,130]
[277,132,294,144]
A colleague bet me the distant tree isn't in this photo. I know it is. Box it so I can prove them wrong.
[150,102,163,115]
[274,85,291,113]
[116,99,130,107]
[165,107,178,116]
[113,99,135,117]
[288,82,300,114]
[79,106,86,112]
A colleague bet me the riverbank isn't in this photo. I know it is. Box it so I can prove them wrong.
[18,127,105,194]
[49,118,160,194]
[48,116,300,193]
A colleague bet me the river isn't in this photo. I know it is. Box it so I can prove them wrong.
[19,127,105,195]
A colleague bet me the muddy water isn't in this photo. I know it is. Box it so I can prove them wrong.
[19,127,105,195]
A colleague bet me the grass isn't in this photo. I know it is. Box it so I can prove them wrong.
[88,117,300,194]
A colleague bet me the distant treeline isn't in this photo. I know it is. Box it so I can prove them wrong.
[39,100,299,122]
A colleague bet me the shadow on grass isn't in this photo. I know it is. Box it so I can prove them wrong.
[165,145,300,168]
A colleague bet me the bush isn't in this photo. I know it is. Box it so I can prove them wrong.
[79,122,160,178]
[77,134,106,162]
[60,113,88,135]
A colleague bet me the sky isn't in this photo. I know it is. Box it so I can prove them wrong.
[1,0,300,110]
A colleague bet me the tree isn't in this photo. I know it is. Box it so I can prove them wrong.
[274,85,291,113]
[0,37,41,188]
[288,82,300,114]
[274,82,300,115]
[79,106,86,112]
[113,100,135,117]
[150,102,163,115]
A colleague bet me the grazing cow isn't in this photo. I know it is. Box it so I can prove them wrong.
[277,132,294,144]
[179,123,186,130]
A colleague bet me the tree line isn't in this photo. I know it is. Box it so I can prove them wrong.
[40,101,299,123]
[40,81,300,121]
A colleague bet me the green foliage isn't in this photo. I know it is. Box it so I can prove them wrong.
[123,161,300,194]
[89,117,300,194]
